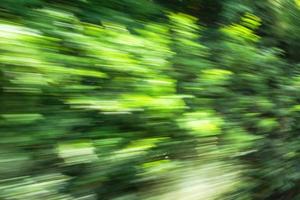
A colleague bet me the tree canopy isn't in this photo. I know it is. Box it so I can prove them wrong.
[1,0,300,199]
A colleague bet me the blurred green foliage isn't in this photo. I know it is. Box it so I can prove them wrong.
[1,0,300,199]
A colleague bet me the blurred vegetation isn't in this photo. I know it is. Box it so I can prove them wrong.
[1,0,300,199]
